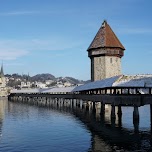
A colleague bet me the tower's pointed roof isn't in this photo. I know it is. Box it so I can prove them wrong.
[87,20,125,51]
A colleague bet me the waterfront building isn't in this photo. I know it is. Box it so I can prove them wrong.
[64,81,72,87]
[87,20,125,81]
[45,80,54,85]
[20,73,31,89]
[35,81,47,88]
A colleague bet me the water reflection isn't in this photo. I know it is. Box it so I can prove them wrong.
[0,98,7,139]
[4,98,152,151]
[31,99,152,152]
[1,99,91,152]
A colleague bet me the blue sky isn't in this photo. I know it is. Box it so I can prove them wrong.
[0,0,152,80]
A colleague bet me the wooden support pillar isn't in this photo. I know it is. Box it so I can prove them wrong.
[71,99,74,108]
[59,98,62,107]
[133,106,139,121]
[128,88,130,94]
[100,102,105,115]
[110,89,112,94]
[105,89,107,94]
[86,102,90,111]
[92,102,96,112]
[111,104,116,127]
[120,88,122,94]
[99,90,101,94]
[135,88,138,94]
[149,88,151,95]
[57,99,59,107]
[117,105,122,128]
[117,105,122,116]
[111,104,116,119]
[80,100,82,109]
[62,99,65,107]
[114,88,116,94]
[82,101,86,109]
[133,106,139,133]
[77,100,80,107]
[76,99,78,107]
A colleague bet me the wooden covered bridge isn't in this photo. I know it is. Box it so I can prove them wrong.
[8,75,152,131]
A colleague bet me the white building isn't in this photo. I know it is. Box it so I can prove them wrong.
[45,80,54,85]
[35,81,47,88]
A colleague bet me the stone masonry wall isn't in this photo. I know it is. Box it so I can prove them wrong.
[93,57,105,81]
[105,56,121,78]
[92,56,121,81]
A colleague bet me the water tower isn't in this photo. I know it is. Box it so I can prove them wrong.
[87,20,125,81]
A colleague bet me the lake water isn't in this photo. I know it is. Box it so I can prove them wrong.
[0,98,152,152]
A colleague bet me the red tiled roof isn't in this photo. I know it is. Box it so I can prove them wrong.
[87,20,125,51]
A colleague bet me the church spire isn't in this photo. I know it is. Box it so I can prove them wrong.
[27,72,30,82]
[0,62,4,77]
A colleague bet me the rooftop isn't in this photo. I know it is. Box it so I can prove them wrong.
[87,20,125,51]
[73,75,152,92]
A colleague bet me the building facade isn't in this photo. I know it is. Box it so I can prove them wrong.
[20,74,31,89]
[87,20,125,81]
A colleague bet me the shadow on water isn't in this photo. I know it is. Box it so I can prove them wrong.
[8,99,152,152]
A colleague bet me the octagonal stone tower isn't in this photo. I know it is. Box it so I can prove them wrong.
[87,20,125,81]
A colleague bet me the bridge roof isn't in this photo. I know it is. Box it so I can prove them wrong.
[11,86,76,93]
[73,75,152,92]
[41,86,75,93]
[72,76,120,92]
[11,88,40,93]
[87,20,125,51]
[113,75,152,87]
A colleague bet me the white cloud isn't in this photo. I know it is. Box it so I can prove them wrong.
[0,38,83,50]
[0,11,41,16]
[0,9,79,16]
[0,48,28,60]
[0,38,83,60]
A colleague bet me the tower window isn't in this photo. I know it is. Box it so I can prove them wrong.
[110,58,112,63]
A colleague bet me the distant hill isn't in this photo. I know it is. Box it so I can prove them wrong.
[56,76,86,85]
[31,73,56,82]
[5,73,89,85]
